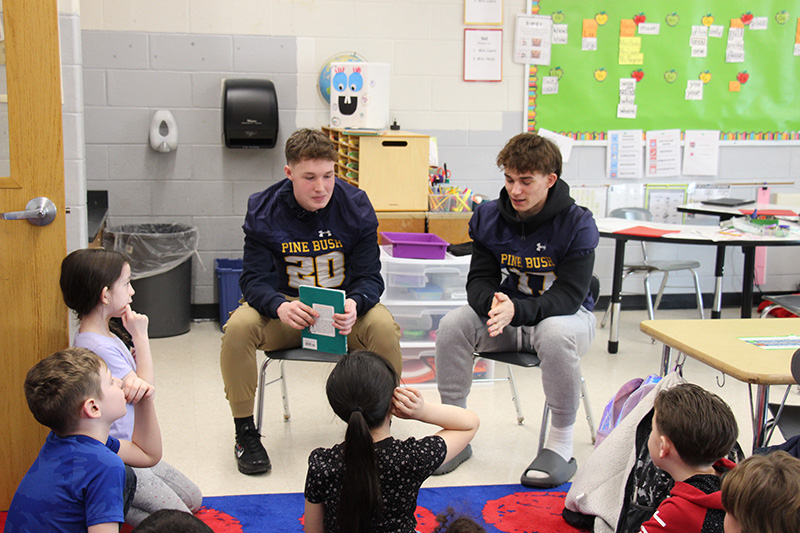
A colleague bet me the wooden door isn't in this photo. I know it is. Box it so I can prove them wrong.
[0,0,68,508]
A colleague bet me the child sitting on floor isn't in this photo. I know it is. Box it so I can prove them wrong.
[721,450,800,533]
[60,248,202,525]
[6,348,162,532]
[303,350,479,533]
[638,383,738,533]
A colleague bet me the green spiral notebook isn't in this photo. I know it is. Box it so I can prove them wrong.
[299,285,348,355]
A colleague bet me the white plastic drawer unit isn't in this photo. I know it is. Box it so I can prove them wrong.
[379,246,470,301]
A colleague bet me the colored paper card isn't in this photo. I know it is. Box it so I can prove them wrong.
[619,36,643,64]
[299,285,347,355]
[729,81,741,92]
[730,18,744,28]
[613,225,680,237]
[796,18,800,41]
[582,19,598,38]
[619,19,636,37]
[739,209,798,216]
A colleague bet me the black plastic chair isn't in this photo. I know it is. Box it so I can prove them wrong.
[255,348,343,433]
[472,275,600,452]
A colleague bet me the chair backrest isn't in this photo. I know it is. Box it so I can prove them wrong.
[590,274,600,304]
[609,208,653,260]
[609,207,653,222]
[791,348,800,384]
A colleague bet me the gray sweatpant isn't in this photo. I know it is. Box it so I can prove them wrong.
[434,305,596,429]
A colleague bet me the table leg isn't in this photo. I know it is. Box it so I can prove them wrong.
[608,239,626,354]
[752,384,770,450]
[659,344,674,376]
[712,246,725,319]
[741,246,755,319]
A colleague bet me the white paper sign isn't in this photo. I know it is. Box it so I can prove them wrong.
[582,37,597,51]
[513,14,553,65]
[709,25,724,37]
[552,24,568,44]
[749,17,768,30]
[682,130,720,176]
[538,128,574,162]
[685,79,703,100]
[645,129,681,177]
[617,104,637,119]
[541,76,559,94]
[638,23,660,35]
[464,29,503,81]
[607,130,643,179]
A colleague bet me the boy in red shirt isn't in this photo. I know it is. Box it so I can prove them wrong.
[639,383,738,533]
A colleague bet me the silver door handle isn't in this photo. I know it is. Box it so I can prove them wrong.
[1,197,57,226]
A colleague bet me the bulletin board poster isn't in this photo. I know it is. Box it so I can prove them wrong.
[526,0,800,140]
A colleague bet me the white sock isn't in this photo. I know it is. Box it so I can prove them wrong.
[525,423,574,479]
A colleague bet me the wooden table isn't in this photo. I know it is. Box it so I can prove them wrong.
[640,318,800,450]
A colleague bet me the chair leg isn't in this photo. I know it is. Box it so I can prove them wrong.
[600,299,612,328]
[644,273,656,320]
[538,402,550,454]
[580,376,597,444]
[279,361,291,421]
[760,303,780,318]
[256,358,275,434]
[689,269,705,319]
[506,365,525,425]
[653,272,670,312]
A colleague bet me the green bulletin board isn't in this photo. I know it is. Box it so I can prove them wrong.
[527,0,800,140]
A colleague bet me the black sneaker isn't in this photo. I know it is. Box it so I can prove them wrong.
[432,444,472,475]
[234,421,271,475]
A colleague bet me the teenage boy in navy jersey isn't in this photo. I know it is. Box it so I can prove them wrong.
[433,133,598,487]
[220,128,401,475]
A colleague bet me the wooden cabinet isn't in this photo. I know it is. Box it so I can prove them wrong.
[323,126,429,211]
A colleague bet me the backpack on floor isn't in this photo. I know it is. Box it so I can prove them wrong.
[596,374,662,447]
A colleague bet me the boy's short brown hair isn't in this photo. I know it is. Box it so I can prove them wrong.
[722,451,800,533]
[496,133,562,178]
[654,383,737,467]
[284,128,337,166]
[25,347,106,436]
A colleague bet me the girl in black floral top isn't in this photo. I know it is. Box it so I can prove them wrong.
[304,351,479,533]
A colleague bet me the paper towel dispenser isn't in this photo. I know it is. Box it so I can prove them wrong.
[223,79,279,148]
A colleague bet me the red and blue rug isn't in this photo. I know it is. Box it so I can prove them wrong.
[1,482,586,532]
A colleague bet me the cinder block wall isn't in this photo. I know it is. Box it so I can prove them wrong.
[76,0,800,308]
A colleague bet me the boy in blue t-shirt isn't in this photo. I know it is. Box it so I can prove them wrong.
[6,347,162,532]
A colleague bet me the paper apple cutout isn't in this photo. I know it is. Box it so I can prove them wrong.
[594,68,607,82]
[549,67,564,80]
[664,69,678,83]
[776,10,789,24]
[633,13,646,25]
[551,11,565,23]
[701,14,714,26]
[699,71,712,84]
[631,69,644,82]
[737,71,749,84]
[665,12,680,26]
[595,12,608,25]
[741,12,754,25]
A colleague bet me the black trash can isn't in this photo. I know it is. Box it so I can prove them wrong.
[103,223,199,338]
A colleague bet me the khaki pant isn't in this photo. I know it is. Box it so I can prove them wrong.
[220,301,402,418]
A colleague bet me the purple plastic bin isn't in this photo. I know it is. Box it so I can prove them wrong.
[381,232,448,260]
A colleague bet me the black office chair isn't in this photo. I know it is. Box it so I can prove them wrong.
[472,276,600,452]
[255,348,343,433]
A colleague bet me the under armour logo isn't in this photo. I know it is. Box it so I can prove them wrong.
[318,230,332,238]
[536,242,546,252]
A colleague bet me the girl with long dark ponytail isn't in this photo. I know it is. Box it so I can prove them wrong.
[304,351,480,533]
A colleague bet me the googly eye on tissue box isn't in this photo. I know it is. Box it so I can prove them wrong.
[329,62,390,130]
